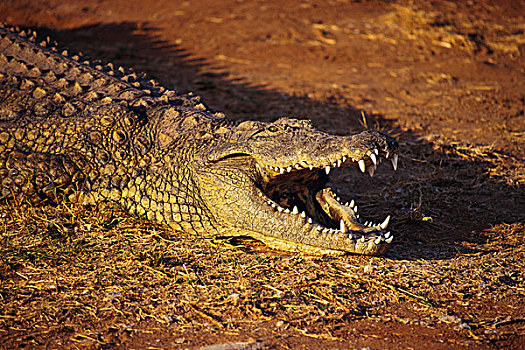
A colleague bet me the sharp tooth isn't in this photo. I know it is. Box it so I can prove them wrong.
[342,156,347,162]
[392,154,398,171]
[337,159,341,167]
[385,235,393,244]
[284,208,290,213]
[279,167,285,174]
[336,196,340,202]
[325,166,331,175]
[278,206,284,212]
[308,217,312,224]
[358,159,366,173]
[354,205,358,212]
[350,199,355,208]
[332,162,337,167]
[367,164,376,177]
[295,163,301,169]
[385,231,391,239]
[316,226,322,231]
[345,202,349,206]
[300,211,306,218]
[380,215,391,230]
[364,221,369,226]
[356,214,360,219]
[374,148,379,155]
[370,153,377,165]
[322,228,329,233]
[271,203,277,208]
[386,151,390,158]
[309,164,313,170]
[292,206,298,214]
[360,236,365,243]
[286,166,292,172]
[374,236,382,245]
[340,219,346,233]
[368,222,373,227]
[348,233,354,240]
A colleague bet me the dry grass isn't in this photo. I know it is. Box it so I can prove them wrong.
[0,0,524,348]
[378,4,525,56]
[1,140,524,348]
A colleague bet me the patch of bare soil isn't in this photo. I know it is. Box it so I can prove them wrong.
[1,0,524,349]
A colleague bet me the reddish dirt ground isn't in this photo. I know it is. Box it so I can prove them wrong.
[1,0,524,349]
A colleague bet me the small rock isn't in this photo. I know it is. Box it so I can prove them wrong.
[106,291,122,298]
[228,293,240,304]
[455,323,471,330]
[198,341,265,350]
[438,314,462,324]
[162,315,173,323]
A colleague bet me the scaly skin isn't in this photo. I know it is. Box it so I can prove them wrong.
[0,25,399,255]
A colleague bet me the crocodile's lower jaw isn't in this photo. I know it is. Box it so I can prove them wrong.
[245,230,353,256]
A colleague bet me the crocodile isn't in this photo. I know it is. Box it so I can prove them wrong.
[0,25,399,255]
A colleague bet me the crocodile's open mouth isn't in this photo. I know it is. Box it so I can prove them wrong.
[258,149,398,249]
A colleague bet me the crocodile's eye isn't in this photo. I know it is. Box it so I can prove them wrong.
[268,125,279,132]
